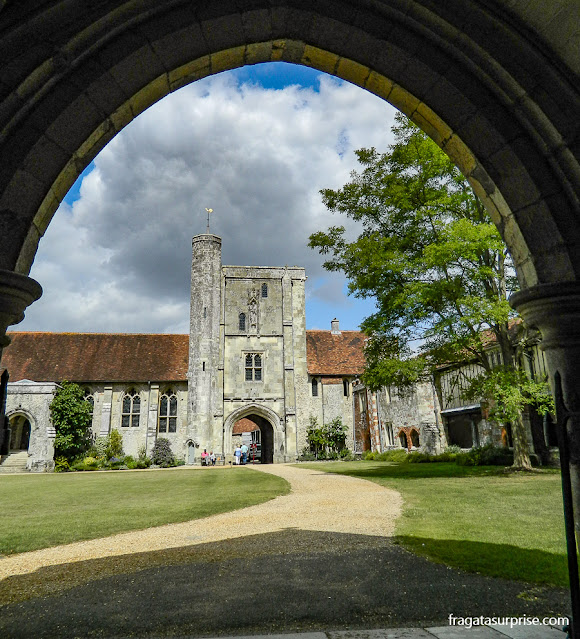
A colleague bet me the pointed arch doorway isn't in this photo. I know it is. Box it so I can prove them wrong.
[232,415,274,464]
[225,405,283,464]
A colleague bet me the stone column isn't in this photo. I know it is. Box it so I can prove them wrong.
[0,270,42,356]
[511,282,580,631]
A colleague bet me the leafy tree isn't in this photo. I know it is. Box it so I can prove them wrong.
[50,381,93,463]
[309,113,552,469]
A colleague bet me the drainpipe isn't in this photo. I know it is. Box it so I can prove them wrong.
[145,381,151,454]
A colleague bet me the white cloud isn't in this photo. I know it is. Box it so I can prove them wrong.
[19,67,397,333]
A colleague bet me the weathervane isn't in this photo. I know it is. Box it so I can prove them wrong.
[205,207,213,234]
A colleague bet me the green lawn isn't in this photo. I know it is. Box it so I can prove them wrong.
[301,461,568,587]
[0,468,289,555]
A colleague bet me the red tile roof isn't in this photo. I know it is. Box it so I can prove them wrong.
[306,330,366,376]
[232,418,260,434]
[3,332,189,382]
[2,329,367,382]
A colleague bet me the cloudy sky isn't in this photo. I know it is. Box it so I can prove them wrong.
[19,62,398,334]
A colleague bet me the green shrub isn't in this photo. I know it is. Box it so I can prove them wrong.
[151,438,175,467]
[106,456,124,469]
[54,456,70,472]
[298,447,317,461]
[136,458,152,469]
[455,444,514,467]
[406,451,432,463]
[137,444,148,460]
[445,445,462,454]
[431,451,457,462]
[83,456,98,467]
[107,429,124,459]
[92,436,109,460]
[363,448,409,462]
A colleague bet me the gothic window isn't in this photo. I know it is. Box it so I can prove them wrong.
[158,390,178,433]
[239,312,246,331]
[245,353,262,381]
[83,389,94,416]
[410,429,420,448]
[122,390,140,428]
[261,283,268,298]
[343,379,349,397]
[312,378,318,397]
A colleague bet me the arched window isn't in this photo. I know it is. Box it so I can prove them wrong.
[83,389,94,416]
[261,283,268,298]
[399,431,408,448]
[245,353,262,381]
[159,390,178,433]
[122,390,140,428]
[312,377,319,397]
[343,379,349,397]
[410,429,420,448]
[239,312,246,331]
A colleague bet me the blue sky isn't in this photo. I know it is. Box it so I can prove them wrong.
[21,62,395,334]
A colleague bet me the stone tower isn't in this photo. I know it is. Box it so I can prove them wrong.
[187,234,223,455]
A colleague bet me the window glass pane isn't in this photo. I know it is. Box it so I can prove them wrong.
[239,313,246,331]
[169,417,177,433]
[132,415,140,428]
[159,417,167,433]
[255,368,262,381]
[123,396,131,413]
[160,396,168,415]
[170,396,177,416]
[246,354,252,366]
[122,415,130,428]
[254,354,261,367]
[246,368,253,381]
[133,395,140,410]
[312,379,318,396]
[261,283,268,298]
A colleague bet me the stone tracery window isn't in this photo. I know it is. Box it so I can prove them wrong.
[239,312,246,331]
[245,353,262,381]
[122,389,140,428]
[158,390,177,433]
[261,283,268,298]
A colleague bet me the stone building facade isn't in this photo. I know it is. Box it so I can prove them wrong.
[1,234,389,470]
[2,233,545,471]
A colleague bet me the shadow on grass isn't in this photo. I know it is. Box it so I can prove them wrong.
[396,535,569,588]
[0,529,569,639]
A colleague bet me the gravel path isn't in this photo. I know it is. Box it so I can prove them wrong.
[0,463,403,581]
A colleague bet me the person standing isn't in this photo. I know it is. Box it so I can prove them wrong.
[234,444,241,465]
[241,442,248,465]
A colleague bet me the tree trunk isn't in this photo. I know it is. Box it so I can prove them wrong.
[511,412,532,469]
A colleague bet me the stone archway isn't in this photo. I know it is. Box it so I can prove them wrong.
[8,413,31,451]
[0,1,580,628]
[0,2,577,302]
[224,404,284,464]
